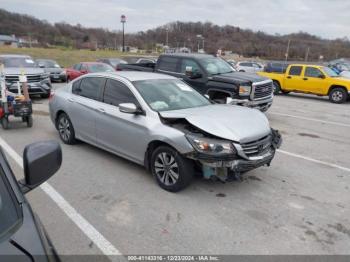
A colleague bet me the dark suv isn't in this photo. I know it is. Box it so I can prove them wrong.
[0,141,62,261]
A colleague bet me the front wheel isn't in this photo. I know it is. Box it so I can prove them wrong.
[329,88,348,104]
[57,113,77,144]
[151,146,194,192]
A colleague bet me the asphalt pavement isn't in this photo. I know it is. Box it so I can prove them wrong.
[1,83,350,258]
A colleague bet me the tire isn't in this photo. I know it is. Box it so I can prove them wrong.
[57,113,77,144]
[329,88,348,104]
[273,81,281,95]
[151,146,194,192]
[26,115,33,128]
[239,70,245,72]
[1,117,9,130]
[281,90,290,95]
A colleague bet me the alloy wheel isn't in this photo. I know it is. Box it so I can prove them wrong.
[154,152,179,186]
[58,116,71,142]
[332,91,343,102]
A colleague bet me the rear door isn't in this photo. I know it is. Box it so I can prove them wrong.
[284,65,304,91]
[156,56,181,77]
[96,78,148,163]
[68,77,106,144]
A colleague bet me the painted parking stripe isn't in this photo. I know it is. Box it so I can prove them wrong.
[269,112,350,128]
[278,149,350,173]
[0,136,122,258]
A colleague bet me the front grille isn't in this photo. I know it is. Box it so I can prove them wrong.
[5,74,42,83]
[241,135,272,157]
[253,82,273,99]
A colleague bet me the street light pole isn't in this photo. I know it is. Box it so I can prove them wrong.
[166,28,169,47]
[121,15,126,52]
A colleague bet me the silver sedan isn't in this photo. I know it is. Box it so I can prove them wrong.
[49,72,281,192]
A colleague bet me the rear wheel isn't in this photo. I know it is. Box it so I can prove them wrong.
[1,117,9,130]
[57,113,77,144]
[329,88,348,104]
[151,146,194,192]
[273,81,281,95]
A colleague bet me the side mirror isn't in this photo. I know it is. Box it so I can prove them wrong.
[80,70,88,74]
[185,66,202,79]
[119,103,141,114]
[319,74,326,79]
[19,141,62,194]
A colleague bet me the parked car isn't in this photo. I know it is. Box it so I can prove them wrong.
[226,59,236,67]
[0,54,52,98]
[264,62,289,73]
[36,59,67,82]
[235,61,264,73]
[259,64,350,103]
[0,140,62,261]
[96,58,127,70]
[328,58,350,73]
[66,62,114,81]
[118,53,274,112]
[49,72,282,192]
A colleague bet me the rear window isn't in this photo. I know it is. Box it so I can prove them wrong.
[289,66,303,76]
[157,56,179,72]
[77,77,106,100]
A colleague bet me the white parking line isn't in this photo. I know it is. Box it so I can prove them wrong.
[0,136,122,257]
[278,149,350,173]
[269,112,350,128]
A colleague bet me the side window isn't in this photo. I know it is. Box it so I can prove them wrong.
[103,79,138,106]
[73,63,81,70]
[289,66,302,76]
[79,77,105,100]
[157,57,180,72]
[81,64,88,71]
[72,79,82,95]
[180,59,201,74]
[305,67,323,78]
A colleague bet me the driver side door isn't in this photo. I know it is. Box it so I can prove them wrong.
[180,58,207,93]
[96,78,148,163]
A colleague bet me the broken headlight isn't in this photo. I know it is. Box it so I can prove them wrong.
[186,135,236,155]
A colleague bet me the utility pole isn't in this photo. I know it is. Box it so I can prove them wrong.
[285,39,291,63]
[121,15,126,52]
[165,27,169,47]
[305,47,310,62]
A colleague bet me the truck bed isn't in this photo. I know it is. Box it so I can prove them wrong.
[118,63,155,72]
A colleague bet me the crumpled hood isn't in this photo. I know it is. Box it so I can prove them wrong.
[4,67,45,75]
[211,71,269,85]
[160,104,271,143]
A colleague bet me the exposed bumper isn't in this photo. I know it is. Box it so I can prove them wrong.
[50,73,66,82]
[193,129,282,181]
[230,95,273,112]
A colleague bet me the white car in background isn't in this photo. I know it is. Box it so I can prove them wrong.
[235,61,264,73]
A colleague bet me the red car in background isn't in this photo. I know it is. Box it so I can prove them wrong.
[66,62,115,81]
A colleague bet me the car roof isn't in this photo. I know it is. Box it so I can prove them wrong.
[86,71,177,81]
[160,53,214,59]
[289,64,323,68]
[0,54,32,58]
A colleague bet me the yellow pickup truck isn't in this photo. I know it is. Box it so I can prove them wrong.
[258,64,350,103]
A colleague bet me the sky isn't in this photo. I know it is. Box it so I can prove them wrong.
[2,0,350,39]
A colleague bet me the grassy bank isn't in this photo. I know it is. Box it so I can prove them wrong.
[0,47,130,67]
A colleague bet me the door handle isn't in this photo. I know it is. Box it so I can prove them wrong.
[303,78,308,80]
[96,108,106,114]
[67,98,75,103]
[287,76,292,79]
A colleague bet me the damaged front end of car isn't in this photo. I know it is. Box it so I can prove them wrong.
[163,117,282,182]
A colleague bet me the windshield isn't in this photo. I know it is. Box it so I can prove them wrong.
[1,57,37,68]
[0,166,21,240]
[198,57,234,75]
[133,79,211,112]
[323,67,339,77]
[38,60,60,68]
[88,64,115,73]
